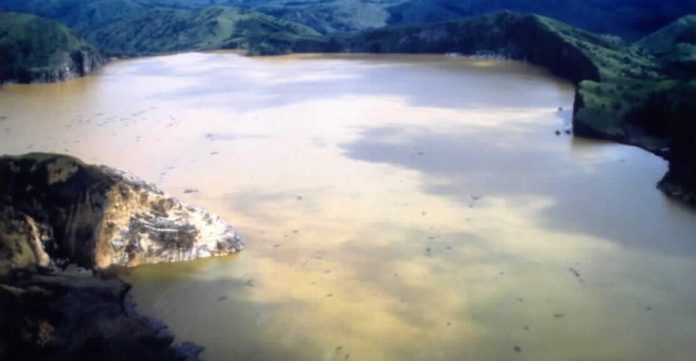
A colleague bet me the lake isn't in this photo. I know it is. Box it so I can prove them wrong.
[1,52,695,361]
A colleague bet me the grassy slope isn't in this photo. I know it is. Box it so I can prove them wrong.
[0,12,102,83]
[2,0,694,40]
[89,6,320,56]
[250,0,401,34]
[635,15,696,77]
[0,0,150,32]
[0,1,321,57]
[236,0,696,39]
[574,15,696,146]
[385,0,696,40]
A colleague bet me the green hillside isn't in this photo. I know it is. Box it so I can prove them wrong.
[286,12,656,83]
[0,12,103,83]
[635,15,696,76]
[238,0,696,39]
[636,15,696,53]
[1,0,694,39]
[248,0,399,34]
[0,0,150,33]
[88,6,320,56]
[384,0,696,40]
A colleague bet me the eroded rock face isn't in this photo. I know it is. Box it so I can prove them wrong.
[93,166,242,267]
[0,153,242,270]
[0,205,53,273]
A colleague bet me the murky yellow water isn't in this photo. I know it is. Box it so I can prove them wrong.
[1,53,696,361]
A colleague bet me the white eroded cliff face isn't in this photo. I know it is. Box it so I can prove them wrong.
[93,166,244,268]
[0,154,243,270]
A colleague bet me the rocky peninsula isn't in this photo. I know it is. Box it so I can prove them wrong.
[0,153,243,360]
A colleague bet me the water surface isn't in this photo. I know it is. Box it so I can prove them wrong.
[1,53,695,361]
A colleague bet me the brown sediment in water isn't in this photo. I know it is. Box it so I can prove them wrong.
[2,53,696,361]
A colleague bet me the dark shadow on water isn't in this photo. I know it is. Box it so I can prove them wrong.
[340,124,696,257]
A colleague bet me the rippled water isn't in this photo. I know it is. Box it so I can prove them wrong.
[1,53,695,361]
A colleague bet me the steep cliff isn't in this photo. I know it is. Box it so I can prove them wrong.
[0,153,243,270]
[0,12,104,84]
[0,153,244,360]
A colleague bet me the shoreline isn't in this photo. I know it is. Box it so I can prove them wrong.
[4,47,690,208]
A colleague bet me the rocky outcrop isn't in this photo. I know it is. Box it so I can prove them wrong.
[0,153,244,360]
[23,49,103,83]
[0,153,243,270]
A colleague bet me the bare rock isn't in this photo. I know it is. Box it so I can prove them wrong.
[0,153,243,270]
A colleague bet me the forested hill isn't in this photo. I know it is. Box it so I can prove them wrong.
[0,12,103,83]
[1,0,695,40]
[86,6,320,57]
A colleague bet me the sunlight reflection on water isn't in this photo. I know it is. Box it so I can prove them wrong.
[1,53,695,361]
